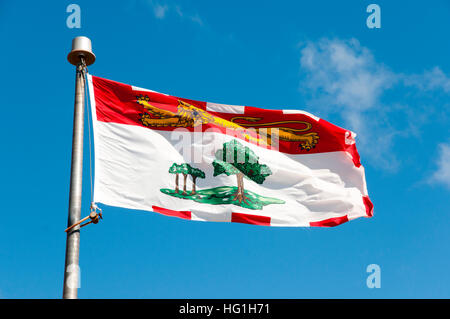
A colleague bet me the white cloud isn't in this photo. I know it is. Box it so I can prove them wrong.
[174,5,183,17]
[153,3,169,19]
[403,67,450,93]
[189,13,203,26]
[299,38,450,171]
[147,1,203,25]
[300,38,396,112]
[430,143,450,189]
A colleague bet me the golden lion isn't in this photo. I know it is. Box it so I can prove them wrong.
[137,95,319,150]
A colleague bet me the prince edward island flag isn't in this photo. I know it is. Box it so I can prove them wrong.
[87,74,373,227]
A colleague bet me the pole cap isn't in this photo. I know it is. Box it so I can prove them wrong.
[67,36,96,66]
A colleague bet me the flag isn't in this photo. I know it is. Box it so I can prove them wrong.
[87,74,373,227]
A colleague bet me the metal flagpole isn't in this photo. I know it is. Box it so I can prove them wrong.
[63,36,95,299]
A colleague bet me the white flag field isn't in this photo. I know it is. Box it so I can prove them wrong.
[87,74,373,227]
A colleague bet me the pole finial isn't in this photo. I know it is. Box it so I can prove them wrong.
[67,36,96,66]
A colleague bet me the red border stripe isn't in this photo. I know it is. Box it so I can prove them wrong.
[231,212,271,226]
[362,196,374,217]
[309,215,349,227]
[152,205,191,220]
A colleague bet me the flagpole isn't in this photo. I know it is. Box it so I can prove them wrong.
[63,36,95,299]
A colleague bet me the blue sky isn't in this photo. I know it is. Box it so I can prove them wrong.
[1,0,449,298]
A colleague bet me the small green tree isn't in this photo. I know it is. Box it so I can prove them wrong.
[169,163,181,193]
[190,167,206,195]
[178,163,192,195]
[212,139,272,204]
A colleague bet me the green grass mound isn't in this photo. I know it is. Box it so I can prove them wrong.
[161,186,285,210]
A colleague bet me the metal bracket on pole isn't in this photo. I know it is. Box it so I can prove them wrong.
[65,203,103,233]
[63,36,95,300]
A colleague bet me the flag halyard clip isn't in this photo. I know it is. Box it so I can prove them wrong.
[65,203,103,233]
